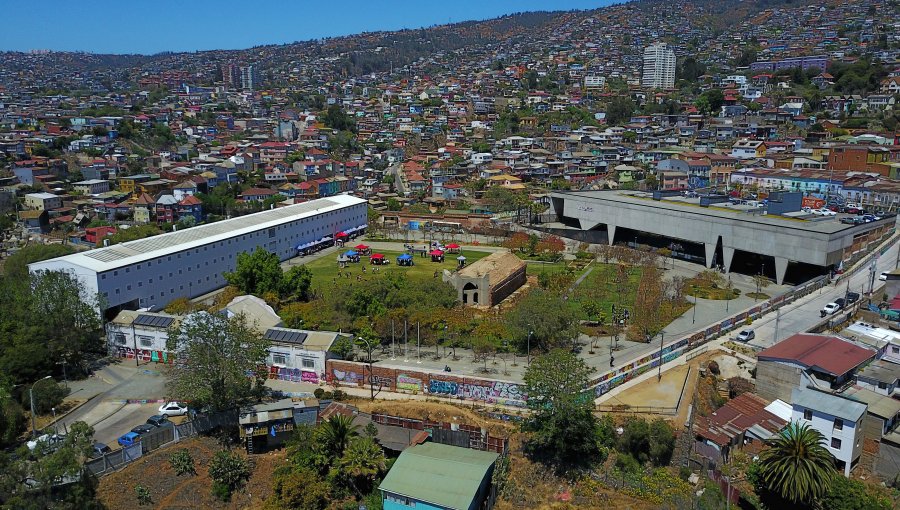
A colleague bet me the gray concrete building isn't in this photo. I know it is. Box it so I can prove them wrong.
[549,190,896,284]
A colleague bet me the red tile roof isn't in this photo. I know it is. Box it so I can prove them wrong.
[757,334,875,376]
[179,195,202,206]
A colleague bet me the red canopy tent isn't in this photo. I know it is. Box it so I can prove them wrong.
[371,253,385,259]
[335,232,349,238]
[429,249,445,262]
[445,243,460,253]
[354,244,369,250]
[370,253,386,265]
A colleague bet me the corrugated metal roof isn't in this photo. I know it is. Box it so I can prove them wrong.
[791,387,867,422]
[758,334,875,377]
[378,443,499,510]
[28,195,365,273]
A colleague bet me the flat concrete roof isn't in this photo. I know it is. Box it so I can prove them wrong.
[560,190,851,235]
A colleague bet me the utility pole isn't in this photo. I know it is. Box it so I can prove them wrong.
[658,332,664,381]
[403,319,408,362]
[773,308,781,344]
[416,322,421,363]
[390,319,396,360]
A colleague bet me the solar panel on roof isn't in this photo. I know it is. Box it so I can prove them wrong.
[265,328,307,345]
[84,199,339,263]
[134,314,175,329]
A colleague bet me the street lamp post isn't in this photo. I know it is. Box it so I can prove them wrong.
[30,376,52,438]
[526,330,533,365]
[356,337,376,401]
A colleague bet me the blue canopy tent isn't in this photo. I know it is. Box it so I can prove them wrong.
[397,253,414,266]
[344,251,358,257]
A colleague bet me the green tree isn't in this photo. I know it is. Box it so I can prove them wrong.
[26,378,69,415]
[606,96,636,126]
[165,312,270,411]
[322,104,356,133]
[820,474,892,510]
[0,380,25,447]
[25,421,98,504]
[281,265,313,302]
[264,467,330,510]
[2,244,74,281]
[386,198,402,211]
[506,290,580,352]
[225,247,284,296]
[316,414,359,460]
[208,450,251,501]
[522,349,600,470]
[615,416,676,467]
[334,436,387,496]
[103,224,163,246]
[756,422,834,506]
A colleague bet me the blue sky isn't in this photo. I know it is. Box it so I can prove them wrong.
[1,1,614,55]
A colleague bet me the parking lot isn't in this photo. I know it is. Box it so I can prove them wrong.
[53,362,170,449]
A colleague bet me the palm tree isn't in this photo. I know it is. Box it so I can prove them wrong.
[335,436,387,495]
[316,414,359,459]
[758,421,834,505]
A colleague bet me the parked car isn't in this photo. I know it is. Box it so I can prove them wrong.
[880,271,890,281]
[814,208,836,216]
[146,415,170,428]
[90,442,112,458]
[26,433,65,452]
[158,402,188,417]
[117,432,141,447]
[821,302,842,316]
[736,330,755,342]
[131,424,156,435]
[846,292,860,304]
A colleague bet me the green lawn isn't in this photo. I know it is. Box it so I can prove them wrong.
[304,249,490,293]
[568,263,644,318]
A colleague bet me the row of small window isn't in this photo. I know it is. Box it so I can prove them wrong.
[802,409,845,431]
[112,334,154,349]
[384,494,416,507]
[271,353,316,369]
[104,275,220,298]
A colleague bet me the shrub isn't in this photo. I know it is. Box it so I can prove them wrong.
[313,388,325,399]
[169,449,196,476]
[208,450,251,501]
[135,485,152,506]
[615,452,642,473]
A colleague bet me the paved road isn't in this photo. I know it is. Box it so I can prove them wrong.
[747,241,898,349]
[55,363,168,446]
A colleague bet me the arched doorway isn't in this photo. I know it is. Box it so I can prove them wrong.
[463,282,479,305]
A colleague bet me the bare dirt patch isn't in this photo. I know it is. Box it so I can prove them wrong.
[97,436,284,510]
[353,398,519,437]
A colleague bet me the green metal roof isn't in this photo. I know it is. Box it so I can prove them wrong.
[378,443,499,510]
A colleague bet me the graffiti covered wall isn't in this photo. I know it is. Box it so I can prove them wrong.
[326,360,527,407]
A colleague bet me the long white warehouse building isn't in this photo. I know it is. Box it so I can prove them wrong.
[29,195,367,315]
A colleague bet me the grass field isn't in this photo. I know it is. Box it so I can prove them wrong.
[304,248,491,293]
